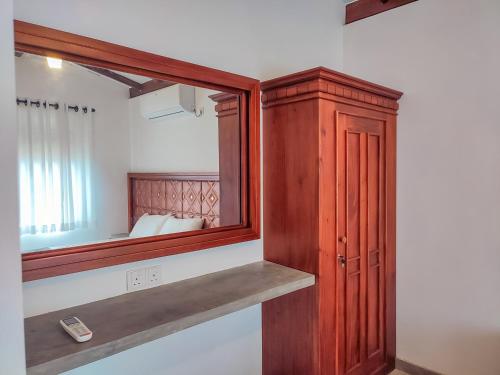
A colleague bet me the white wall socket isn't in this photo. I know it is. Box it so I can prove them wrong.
[126,268,146,292]
[127,265,162,292]
[147,265,162,287]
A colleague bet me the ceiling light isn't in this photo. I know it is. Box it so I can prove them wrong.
[46,57,62,69]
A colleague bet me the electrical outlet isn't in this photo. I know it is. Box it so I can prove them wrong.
[126,268,146,292]
[147,265,162,287]
[126,266,162,292]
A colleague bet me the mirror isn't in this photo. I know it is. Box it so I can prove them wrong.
[15,20,259,281]
[15,52,242,253]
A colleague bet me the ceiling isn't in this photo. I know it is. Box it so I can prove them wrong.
[15,51,175,98]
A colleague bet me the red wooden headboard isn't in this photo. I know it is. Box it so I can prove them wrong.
[128,173,220,232]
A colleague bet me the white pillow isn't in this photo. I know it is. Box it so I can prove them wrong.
[129,213,171,238]
[158,217,204,235]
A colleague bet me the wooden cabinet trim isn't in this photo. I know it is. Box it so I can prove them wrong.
[261,67,402,110]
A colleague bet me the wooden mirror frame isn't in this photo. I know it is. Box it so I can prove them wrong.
[15,20,260,281]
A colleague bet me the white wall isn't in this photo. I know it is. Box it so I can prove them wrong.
[15,55,131,250]
[129,87,220,173]
[0,0,26,373]
[343,1,500,374]
[14,0,344,81]
[15,0,346,374]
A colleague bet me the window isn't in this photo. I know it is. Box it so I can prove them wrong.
[17,101,94,235]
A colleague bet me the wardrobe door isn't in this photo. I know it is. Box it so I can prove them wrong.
[336,112,386,375]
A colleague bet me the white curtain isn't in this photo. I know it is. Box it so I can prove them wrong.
[18,101,94,235]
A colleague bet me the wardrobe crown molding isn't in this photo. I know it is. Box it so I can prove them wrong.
[209,93,239,118]
[261,66,402,112]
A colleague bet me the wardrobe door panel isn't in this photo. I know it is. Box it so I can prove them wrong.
[366,131,386,373]
[337,113,385,375]
[346,131,364,374]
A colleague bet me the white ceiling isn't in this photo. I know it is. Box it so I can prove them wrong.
[110,70,151,84]
[17,52,154,86]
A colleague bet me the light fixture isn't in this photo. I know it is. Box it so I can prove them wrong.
[46,57,62,69]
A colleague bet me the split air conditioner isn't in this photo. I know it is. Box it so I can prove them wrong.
[139,84,196,120]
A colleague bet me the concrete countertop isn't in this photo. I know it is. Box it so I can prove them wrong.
[25,261,315,375]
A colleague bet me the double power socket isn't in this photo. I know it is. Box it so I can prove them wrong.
[126,265,162,292]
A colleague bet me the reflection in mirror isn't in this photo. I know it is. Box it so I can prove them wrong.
[15,52,241,253]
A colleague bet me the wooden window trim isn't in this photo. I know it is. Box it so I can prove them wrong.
[15,20,261,281]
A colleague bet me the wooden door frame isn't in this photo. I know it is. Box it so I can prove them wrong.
[15,20,261,281]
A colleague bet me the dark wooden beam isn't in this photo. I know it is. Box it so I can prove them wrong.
[79,64,142,88]
[78,64,176,97]
[346,0,418,24]
[129,79,176,98]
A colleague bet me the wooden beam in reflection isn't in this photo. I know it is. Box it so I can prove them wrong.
[80,64,142,88]
[78,62,176,98]
[129,79,177,98]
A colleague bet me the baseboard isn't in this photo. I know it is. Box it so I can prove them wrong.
[396,358,443,375]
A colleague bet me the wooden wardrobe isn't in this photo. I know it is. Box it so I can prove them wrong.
[262,67,402,375]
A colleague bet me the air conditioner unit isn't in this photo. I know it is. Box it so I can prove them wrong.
[139,84,195,120]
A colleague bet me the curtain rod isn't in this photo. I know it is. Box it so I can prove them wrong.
[16,98,96,113]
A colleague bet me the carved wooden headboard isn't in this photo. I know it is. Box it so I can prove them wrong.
[128,173,220,231]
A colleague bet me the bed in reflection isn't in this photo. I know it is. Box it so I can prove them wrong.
[24,173,221,252]
[127,172,220,238]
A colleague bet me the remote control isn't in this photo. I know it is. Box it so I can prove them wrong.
[60,317,93,343]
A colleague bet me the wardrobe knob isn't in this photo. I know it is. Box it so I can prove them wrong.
[339,236,347,244]
[337,254,346,268]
